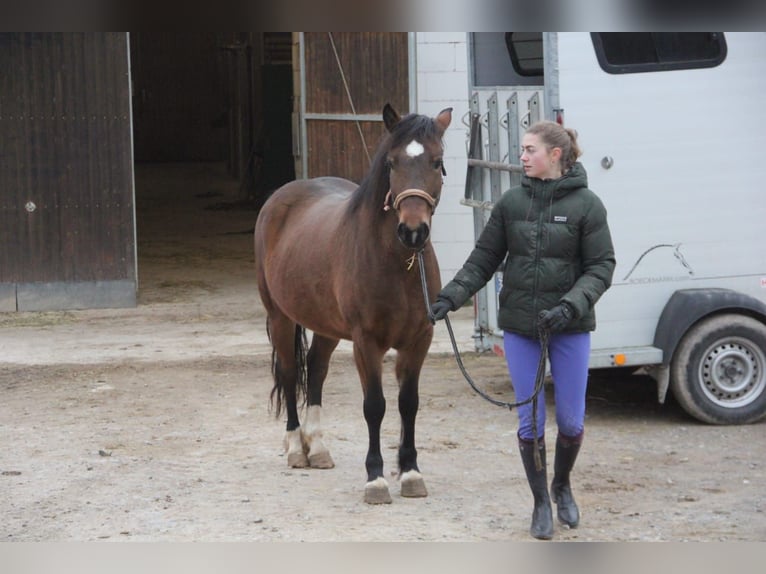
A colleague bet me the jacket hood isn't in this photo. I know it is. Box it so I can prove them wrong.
[522,161,588,198]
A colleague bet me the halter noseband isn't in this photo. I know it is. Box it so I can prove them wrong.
[383,188,438,212]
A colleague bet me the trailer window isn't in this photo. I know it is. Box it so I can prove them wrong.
[471,32,543,87]
[592,33,726,74]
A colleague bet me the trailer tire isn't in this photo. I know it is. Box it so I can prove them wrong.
[670,314,766,425]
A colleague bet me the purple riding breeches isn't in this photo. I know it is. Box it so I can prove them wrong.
[503,331,591,441]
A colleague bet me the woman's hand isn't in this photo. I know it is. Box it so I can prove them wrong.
[430,297,453,322]
[538,302,574,332]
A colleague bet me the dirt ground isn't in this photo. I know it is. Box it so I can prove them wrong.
[1,163,764,542]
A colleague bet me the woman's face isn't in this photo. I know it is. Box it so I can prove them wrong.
[520,133,561,180]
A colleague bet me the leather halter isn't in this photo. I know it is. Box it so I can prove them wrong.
[383,188,438,212]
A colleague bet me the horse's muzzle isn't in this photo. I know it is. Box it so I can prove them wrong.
[397,221,430,249]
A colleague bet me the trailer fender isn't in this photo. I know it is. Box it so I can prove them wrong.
[653,288,766,402]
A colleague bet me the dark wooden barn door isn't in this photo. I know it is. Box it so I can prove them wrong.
[298,33,410,183]
[0,33,135,311]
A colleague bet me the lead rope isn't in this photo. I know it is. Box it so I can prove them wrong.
[417,250,549,470]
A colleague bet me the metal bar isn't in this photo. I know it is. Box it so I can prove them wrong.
[299,32,308,179]
[460,198,494,211]
[487,92,502,203]
[464,100,483,200]
[467,158,525,173]
[303,113,383,122]
[468,92,489,333]
[506,92,522,189]
[408,32,417,112]
[543,32,560,122]
[528,92,541,125]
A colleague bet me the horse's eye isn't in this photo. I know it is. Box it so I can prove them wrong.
[433,159,443,170]
[385,158,394,170]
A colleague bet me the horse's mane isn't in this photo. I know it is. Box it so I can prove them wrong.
[347,113,442,215]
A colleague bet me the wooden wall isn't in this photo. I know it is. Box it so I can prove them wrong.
[301,33,409,183]
[0,33,135,311]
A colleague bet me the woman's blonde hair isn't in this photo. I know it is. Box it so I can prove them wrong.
[526,120,582,173]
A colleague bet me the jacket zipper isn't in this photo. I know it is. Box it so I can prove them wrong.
[531,181,546,328]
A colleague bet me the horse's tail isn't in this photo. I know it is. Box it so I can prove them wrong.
[266,317,309,418]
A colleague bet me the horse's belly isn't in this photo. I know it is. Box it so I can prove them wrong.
[271,280,351,340]
[264,228,353,340]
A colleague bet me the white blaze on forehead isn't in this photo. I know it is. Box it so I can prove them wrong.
[405,140,425,157]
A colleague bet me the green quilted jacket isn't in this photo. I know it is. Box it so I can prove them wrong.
[439,162,615,337]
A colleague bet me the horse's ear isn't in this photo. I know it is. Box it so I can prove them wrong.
[383,103,400,133]
[435,107,453,133]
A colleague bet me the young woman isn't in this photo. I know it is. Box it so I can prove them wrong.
[432,121,616,540]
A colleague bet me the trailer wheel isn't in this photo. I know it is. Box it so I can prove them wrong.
[670,314,766,424]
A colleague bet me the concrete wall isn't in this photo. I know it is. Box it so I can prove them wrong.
[414,33,474,288]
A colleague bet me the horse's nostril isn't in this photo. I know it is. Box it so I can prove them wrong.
[397,222,430,248]
[397,223,413,246]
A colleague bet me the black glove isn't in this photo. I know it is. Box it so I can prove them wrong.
[430,297,453,322]
[538,302,574,333]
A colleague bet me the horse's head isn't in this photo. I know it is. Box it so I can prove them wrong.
[382,103,452,250]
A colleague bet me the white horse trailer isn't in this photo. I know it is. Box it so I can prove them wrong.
[463,32,766,424]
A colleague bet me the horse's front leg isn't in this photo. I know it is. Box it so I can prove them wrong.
[353,337,390,504]
[303,334,339,469]
[396,334,431,498]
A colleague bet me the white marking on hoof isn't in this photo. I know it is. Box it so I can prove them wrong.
[308,450,335,469]
[287,451,309,468]
[405,140,425,157]
[364,477,392,504]
[284,429,308,468]
[400,470,428,498]
[303,406,334,468]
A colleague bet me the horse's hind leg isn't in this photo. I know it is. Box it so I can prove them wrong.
[303,334,339,469]
[395,339,431,498]
[269,313,309,468]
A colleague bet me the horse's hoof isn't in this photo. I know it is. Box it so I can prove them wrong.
[285,429,308,468]
[287,452,309,468]
[308,451,335,469]
[364,477,392,504]
[400,470,428,498]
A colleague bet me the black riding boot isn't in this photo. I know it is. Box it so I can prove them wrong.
[518,437,553,540]
[550,432,583,528]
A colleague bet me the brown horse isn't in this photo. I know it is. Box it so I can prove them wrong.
[254,103,452,504]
